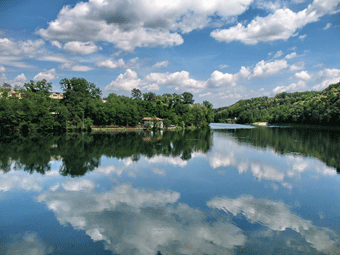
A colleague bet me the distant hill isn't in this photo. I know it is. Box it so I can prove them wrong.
[214,82,340,126]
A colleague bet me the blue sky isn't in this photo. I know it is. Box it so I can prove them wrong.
[0,0,339,107]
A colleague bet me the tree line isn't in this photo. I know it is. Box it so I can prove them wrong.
[214,82,340,126]
[0,78,214,134]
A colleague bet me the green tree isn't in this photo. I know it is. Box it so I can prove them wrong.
[182,92,194,104]
[131,88,142,100]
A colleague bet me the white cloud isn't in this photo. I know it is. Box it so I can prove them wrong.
[313,63,323,68]
[96,57,138,69]
[105,69,144,92]
[313,68,340,90]
[144,70,206,93]
[50,40,63,49]
[290,62,304,71]
[0,56,34,68]
[210,0,340,44]
[14,73,27,82]
[285,52,297,59]
[63,41,101,55]
[96,59,125,69]
[37,55,70,63]
[207,66,250,88]
[219,64,229,69]
[323,23,332,30]
[59,62,93,72]
[293,70,311,80]
[272,80,306,94]
[207,195,338,252]
[152,61,169,69]
[299,34,307,41]
[33,69,58,81]
[250,59,288,79]
[105,64,252,93]
[0,38,45,56]
[274,50,283,58]
[37,0,254,51]
[0,65,5,73]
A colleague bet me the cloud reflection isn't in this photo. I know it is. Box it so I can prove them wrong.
[1,232,53,255]
[37,183,246,254]
[207,195,338,253]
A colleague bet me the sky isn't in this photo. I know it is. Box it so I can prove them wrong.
[0,0,339,107]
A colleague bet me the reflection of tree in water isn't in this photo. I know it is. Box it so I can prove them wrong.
[0,128,212,176]
[215,127,340,173]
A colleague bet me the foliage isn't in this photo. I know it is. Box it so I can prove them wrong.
[0,78,214,134]
[214,82,340,126]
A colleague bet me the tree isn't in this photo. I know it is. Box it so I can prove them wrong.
[143,92,157,101]
[24,79,52,96]
[182,92,194,104]
[60,78,102,129]
[131,88,142,100]
[2,83,11,89]
[203,100,213,109]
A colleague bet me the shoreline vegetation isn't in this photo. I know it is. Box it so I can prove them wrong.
[0,78,213,134]
[215,82,340,126]
[1,77,339,135]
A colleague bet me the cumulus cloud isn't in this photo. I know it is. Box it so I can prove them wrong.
[96,59,125,69]
[50,40,62,49]
[210,0,340,44]
[272,80,306,94]
[14,73,27,83]
[37,0,254,51]
[293,70,311,80]
[0,65,5,73]
[290,62,304,71]
[63,41,101,55]
[105,69,144,92]
[207,195,338,252]
[152,61,169,69]
[33,69,58,81]
[285,52,297,59]
[37,183,246,254]
[313,68,340,90]
[0,38,45,56]
[273,50,283,58]
[250,59,288,79]
[144,70,206,93]
[96,57,138,69]
[207,66,250,87]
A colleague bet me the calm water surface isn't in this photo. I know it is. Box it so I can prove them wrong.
[1,124,340,254]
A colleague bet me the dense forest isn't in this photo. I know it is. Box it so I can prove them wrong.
[215,82,340,125]
[0,78,214,133]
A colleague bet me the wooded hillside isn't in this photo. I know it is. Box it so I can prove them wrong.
[214,82,340,126]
